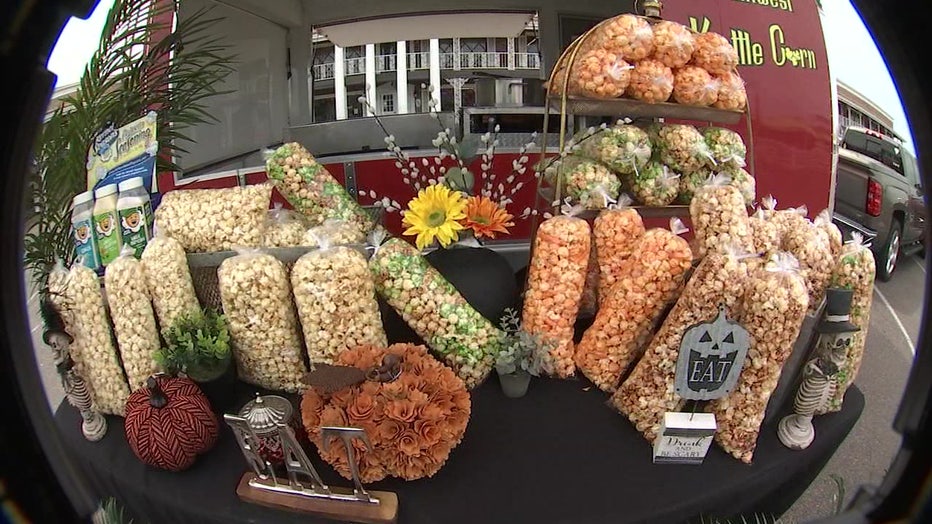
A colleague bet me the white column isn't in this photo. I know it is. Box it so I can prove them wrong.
[507,37,516,70]
[365,43,377,116]
[396,41,409,114]
[453,37,461,71]
[429,38,441,109]
[334,45,347,120]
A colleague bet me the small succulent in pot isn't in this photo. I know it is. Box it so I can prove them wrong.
[495,309,554,397]
[154,308,232,382]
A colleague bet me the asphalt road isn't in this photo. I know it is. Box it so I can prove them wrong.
[783,254,924,522]
[26,254,927,523]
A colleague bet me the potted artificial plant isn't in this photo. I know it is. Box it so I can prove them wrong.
[495,309,553,398]
[154,308,235,410]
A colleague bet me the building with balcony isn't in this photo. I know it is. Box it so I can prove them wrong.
[308,18,543,123]
[837,79,902,142]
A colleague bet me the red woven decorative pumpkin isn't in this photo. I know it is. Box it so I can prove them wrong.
[124,376,218,471]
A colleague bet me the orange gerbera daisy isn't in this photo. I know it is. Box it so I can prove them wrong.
[461,196,514,239]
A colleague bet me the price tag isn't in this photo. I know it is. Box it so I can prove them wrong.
[653,412,717,465]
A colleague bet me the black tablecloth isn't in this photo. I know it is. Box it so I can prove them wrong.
[55,379,863,524]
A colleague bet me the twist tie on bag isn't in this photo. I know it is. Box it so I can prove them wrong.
[762,194,778,212]
[709,172,732,187]
[366,227,389,257]
[790,205,809,218]
[723,242,758,262]
[118,243,136,259]
[669,217,689,236]
[608,62,635,80]
[845,231,872,251]
[262,148,278,162]
[560,197,586,217]
[608,193,634,210]
[306,227,330,251]
[593,184,618,208]
[231,245,265,260]
[814,208,832,226]
[766,252,802,274]
[660,165,680,189]
[753,207,767,220]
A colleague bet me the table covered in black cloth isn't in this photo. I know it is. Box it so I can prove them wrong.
[55,379,863,524]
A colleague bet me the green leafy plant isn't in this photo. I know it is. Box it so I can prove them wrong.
[92,498,135,524]
[25,0,235,293]
[495,308,554,376]
[154,309,231,382]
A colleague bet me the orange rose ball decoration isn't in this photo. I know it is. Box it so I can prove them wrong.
[301,343,471,482]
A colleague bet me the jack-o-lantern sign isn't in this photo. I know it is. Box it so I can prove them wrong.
[124,376,219,471]
[675,306,750,400]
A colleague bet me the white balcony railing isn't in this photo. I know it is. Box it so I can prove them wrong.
[345,56,366,75]
[459,51,509,69]
[311,51,540,81]
[408,51,430,70]
[376,54,397,73]
[515,52,540,69]
[312,62,335,80]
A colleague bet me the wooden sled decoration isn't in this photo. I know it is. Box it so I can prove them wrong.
[224,415,398,524]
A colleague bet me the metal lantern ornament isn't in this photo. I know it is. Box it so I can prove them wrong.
[237,393,296,465]
[639,0,664,18]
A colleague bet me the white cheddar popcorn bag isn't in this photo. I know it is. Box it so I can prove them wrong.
[218,248,308,392]
[710,252,809,463]
[292,229,386,365]
[105,245,161,389]
[49,263,130,415]
[781,220,834,311]
[749,207,781,257]
[262,204,310,248]
[141,236,201,334]
[690,174,754,258]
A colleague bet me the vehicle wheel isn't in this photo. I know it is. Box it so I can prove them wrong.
[876,219,903,282]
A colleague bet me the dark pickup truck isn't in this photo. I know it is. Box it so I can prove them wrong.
[833,126,926,281]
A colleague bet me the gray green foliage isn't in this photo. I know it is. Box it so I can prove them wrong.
[495,308,554,376]
[154,309,231,381]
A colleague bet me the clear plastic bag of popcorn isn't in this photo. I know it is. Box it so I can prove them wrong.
[749,207,782,256]
[677,168,711,205]
[576,219,693,392]
[292,234,386,366]
[560,156,622,210]
[824,233,876,413]
[814,208,844,258]
[105,246,161,390]
[654,124,714,173]
[713,71,748,110]
[48,263,130,415]
[613,248,752,441]
[586,14,654,61]
[579,125,652,176]
[522,209,591,378]
[218,248,308,392]
[782,220,834,311]
[154,184,272,253]
[690,175,754,258]
[772,204,810,241]
[691,32,739,75]
[703,127,747,167]
[265,143,376,236]
[370,236,501,388]
[141,236,201,334]
[651,21,696,68]
[630,161,679,206]
[710,252,809,463]
[625,59,674,104]
[594,198,646,305]
[303,219,368,247]
[722,165,756,206]
[263,204,310,248]
[672,66,719,107]
[551,49,632,99]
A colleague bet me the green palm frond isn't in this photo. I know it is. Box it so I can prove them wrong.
[25,0,235,292]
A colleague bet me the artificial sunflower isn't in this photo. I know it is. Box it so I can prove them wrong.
[402,184,468,250]
[461,196,514,239]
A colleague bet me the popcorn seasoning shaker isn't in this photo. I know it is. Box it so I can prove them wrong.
[238,394,296,466]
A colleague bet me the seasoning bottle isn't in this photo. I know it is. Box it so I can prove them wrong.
[93,183,122,266]
[71,191,101,270]
[116,177,153,258]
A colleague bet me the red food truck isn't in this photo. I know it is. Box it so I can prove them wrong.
[154,0,835,252]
